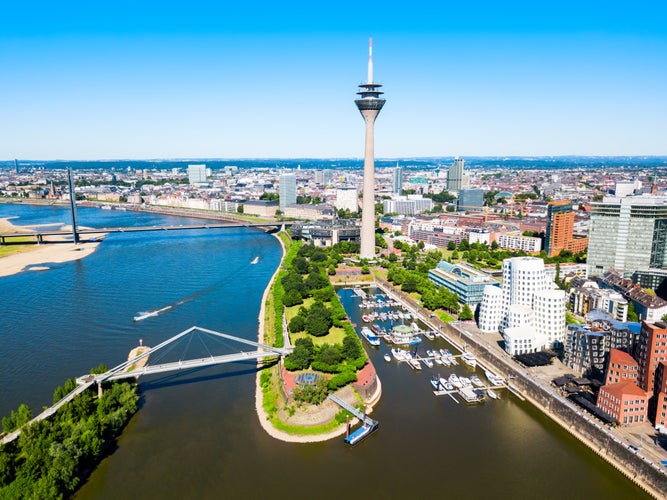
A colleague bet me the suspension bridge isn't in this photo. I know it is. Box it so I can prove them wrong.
[1,326,292,445]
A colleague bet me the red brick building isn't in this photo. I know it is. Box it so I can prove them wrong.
[596,381,649,426]
[636,321,667,394]
[605,348,639,385]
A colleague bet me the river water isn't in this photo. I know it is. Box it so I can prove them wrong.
[0,204,647,499]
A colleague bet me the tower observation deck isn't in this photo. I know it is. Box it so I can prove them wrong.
[356,38,385,260]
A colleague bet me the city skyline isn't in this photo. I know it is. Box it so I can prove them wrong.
[2,1,666,160]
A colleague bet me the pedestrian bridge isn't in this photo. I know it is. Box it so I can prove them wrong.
[1,326,292,444]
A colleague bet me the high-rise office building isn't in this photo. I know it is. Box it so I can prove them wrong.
[188,164,207,185]
[588,196,667,276]
[457,188,484,212]
[392,166,403,195]
[279,172,297,213]
[447,157,464,192]
[355,39,385,260]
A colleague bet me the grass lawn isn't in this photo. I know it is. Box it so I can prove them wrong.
[0,242,36,258]
[285,298,316,322]
[291,326,347,346]
[435,310,455,322]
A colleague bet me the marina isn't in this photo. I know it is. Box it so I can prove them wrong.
[350,288,509,407]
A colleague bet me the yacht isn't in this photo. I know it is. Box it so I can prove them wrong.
[448,373,463,389]
[361,327,381,346]
[438,378,455,392]
[484,369,505,386]
[461,352,477,368]
[459,376,472,388]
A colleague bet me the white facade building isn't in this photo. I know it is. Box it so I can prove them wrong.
[335,188,358,212]
[478,257,566,355]
[478,286,503,332]
[188,164,207,185]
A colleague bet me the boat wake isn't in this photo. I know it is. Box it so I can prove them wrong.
[133,305,172,322]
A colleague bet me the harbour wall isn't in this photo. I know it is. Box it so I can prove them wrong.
[372,278,667,499]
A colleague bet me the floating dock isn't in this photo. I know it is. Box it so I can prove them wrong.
[328,393,379,446]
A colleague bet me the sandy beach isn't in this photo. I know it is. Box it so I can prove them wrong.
[0,217,104,278]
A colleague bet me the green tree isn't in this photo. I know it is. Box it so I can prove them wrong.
[447,241,456,251]
[292,256,310,274]
[283,289,304,307]
[317,344,342,366]
[402,275,418,293]
[342,336,362,360]
[289,315,306,333]
[459,304,474,321]
[627,301,639,322]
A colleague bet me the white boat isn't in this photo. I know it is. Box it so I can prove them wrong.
[250,256,260,264]
[423,330,435,340]
[434,356,444,366]
[391,348,407,361]
[361,327,381,346]
[440,355,452,367]
[461,352,477,368]
[430,375,441,390]
[484,369,505,386]
[383,353,391,362]
[408,358,422,370]
[459,376,472,388]
[133,305,172,322]
[487,388,499,399]
[470,375,484,387]
[422,357,434,368]
[448,373,462,389]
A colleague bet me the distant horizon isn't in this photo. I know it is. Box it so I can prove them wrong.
[4,154,667,164]
[2,2,665,159]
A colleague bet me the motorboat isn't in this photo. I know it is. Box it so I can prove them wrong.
[361,327,381,346]
[430,375,441,390]
[487,388,499,399]
[470,375,484,387]
[422,357,434,368]
[448,373,463,389]
[459,376,472,388]
[461,352,477,368]
[383,353,391,363]
[484,369,505,386]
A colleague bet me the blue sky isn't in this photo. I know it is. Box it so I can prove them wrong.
[2,1,666,160]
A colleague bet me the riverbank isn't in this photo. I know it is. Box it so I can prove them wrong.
[0,217,104,278]
[254,233,381,443]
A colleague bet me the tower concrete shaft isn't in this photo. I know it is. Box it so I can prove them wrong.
[355,39,385,260]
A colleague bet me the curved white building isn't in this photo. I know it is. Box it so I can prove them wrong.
[478,256,566,355]
[478,286,503,332]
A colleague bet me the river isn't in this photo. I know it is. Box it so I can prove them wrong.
[0,203,648,499]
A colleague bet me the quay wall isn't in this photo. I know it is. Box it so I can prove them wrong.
[372,278,666,499]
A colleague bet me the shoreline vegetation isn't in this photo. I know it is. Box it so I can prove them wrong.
[255,232,381,443]
[0,367,139,498]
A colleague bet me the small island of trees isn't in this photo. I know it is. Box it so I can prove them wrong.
[0,366,139,498]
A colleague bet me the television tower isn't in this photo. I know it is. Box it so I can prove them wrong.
[355,38,385,260]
